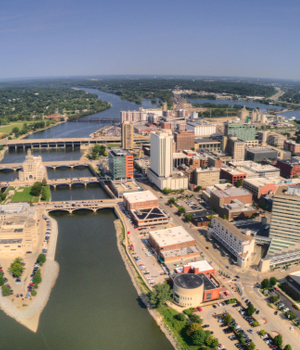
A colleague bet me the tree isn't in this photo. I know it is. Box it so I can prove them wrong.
[190,328,206,344]
[284,345,292,350]
[270,276,277,286]
[12,127,20,135]
[9,257,25,277]
[252,321,258,327]
[0,274,5,286]
[177,207,186,215]
[168,198,176,205]
[185,214,193,222]
[235,179,243,187]
[286,311,296,320]
[175,313,186,322]
[148,283,172,308]
[189,314,203,325]
[246,303,255,316]
[194,186,202,192]
[2,285,10,296]
[295,174,299,178]
[30,182,43,196]
[31,290,37,296]
[269,295,279,303]
[162,188,171,195]
[223,313,232,324]
[259,330,266,335]
[247,342,256,350]
[42,178,47,186]
[32,269,42,286]
[179,189,184,194]
[261,278,270,289]
[37,254,46,266]
[274,334,283,348]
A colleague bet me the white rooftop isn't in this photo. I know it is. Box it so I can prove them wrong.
[186,260,214,271]
[123,190,157,204]
[149,226,194,248]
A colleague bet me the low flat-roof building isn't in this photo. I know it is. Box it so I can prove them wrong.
[246,147,278,162]
[276,157,300,178]
[0,204,38,256]
[195,138,221,152]
[284,140,300,154]
[229,160,280,179]
[188,209,218,227]
[194,167,220,188]
[242,177,284,199]
[208,217,255,268]
[149,226,200,263]
[221,166,247,185]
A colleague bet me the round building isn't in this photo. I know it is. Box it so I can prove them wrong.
[173,273,204,307]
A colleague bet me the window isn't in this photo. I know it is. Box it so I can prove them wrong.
[206,292,212,300]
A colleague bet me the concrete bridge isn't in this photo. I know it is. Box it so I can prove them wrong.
[0,136,149,150]
[0,160,92,172]
[44,198,122,213]
[48,177,99,189]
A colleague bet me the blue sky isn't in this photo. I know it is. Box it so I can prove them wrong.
[1,0,300,80]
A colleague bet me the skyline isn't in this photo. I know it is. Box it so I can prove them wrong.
[1,0,300,80]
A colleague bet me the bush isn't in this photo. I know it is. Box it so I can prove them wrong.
[31,290,37,296]
[9,257,25,277]
[252,321,258,327]
[185,214,193,222]
[32,269,42,285]
[2,285,11,296]
[186,322,202,336]
[37,253,46,266]
[177,207,186,215]
[223,314,232,324]
[274,334,283,348]
[189,314,203,325]
[183,308,193,316]
[246,303,255,316]
[260,330,266,335]
[270,277,277,286]
[175,313,186,322]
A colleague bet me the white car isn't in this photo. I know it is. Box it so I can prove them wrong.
[290,326,294,331]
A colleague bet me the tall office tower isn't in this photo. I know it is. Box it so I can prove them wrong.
[108,148,133,180]
[150,130,173,178]
[224,122,255,142]
[121,121,133,150]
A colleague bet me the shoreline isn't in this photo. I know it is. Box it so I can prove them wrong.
[0,213,60,332]
[114,219,178,350]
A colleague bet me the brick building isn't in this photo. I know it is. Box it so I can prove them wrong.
[123,190,158,210]
[284,140,300,154]
[149,226,200,263]
[174,131,195,152]
[276,157,300,178]
[221,166,247,185]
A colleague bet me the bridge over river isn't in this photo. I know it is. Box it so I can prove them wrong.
[0,160,93,172]
[0,136,149,150]
[43,198,122,213]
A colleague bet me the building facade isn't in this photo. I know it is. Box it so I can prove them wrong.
[186,122,216,137]
[121,121,134,150]
[194,167,220,188]
[108,148,133,180]
[224,122,256,142]
[18,149,46,183]
[174,130,195,152]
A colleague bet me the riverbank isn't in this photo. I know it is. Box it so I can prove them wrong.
[19,120,67,140]
[0,212,59,332]
[114,218,178,349]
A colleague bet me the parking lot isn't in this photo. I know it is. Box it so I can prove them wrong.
[199,303,271,350]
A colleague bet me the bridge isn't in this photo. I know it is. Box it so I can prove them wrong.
[47,177,99,189]
[0,136,150,150]
[0,160,92,172]
[43,198,122,213]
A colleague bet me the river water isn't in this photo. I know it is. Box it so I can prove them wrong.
[25,88,157,139]
[186,97,300,119]
[0,210,172,350]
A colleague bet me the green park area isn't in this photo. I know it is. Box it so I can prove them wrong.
[0,122,26,134]
[10,181,50,203]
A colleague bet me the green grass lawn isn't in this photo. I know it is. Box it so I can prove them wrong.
[11,187,38,203]
[0,122,26,134]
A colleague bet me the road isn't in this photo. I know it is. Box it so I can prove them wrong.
[270,87,285,101]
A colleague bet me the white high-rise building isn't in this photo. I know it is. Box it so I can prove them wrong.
[150,130,173,178]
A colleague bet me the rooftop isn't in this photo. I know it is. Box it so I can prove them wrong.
[213,217,254,242]
[246,147,277,154]
[243,177,284,188]
[212,187,251,198]
[0,203,30,215]
[173,273,203,289]
[123,190,158,204]
[149,226,195,248]
[110,148,131,157]
[195,138,221,144]
[186,260,214,272]
[195,167,220,173]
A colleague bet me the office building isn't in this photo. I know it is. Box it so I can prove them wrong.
[260,184,300,272]
[221,166,247,185]
[108,148,133,180]
[276,157,300,178]
[242,177,282,199]
[246,147,278,162]
[284,140,300,154]
[121,121,134,150]
[148,130,188,190]
[229,160,280,179]
[195,138,221,152]
[149,226,200,263]
[224,122,255,142]
[194,167,220,188]
[208,217,255,268]
[222,136,245,161]
[174,131,195,152]
[186,122,216,137]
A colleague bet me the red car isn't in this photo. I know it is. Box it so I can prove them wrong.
[127,231,130,235]
[29,283,35,286]
[197,307,202,312]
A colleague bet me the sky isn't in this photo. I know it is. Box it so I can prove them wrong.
[1,0,300,80]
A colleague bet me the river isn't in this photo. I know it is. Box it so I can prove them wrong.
[186,98,300,119]
[25,88,157,139]
[0,209,172,350]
